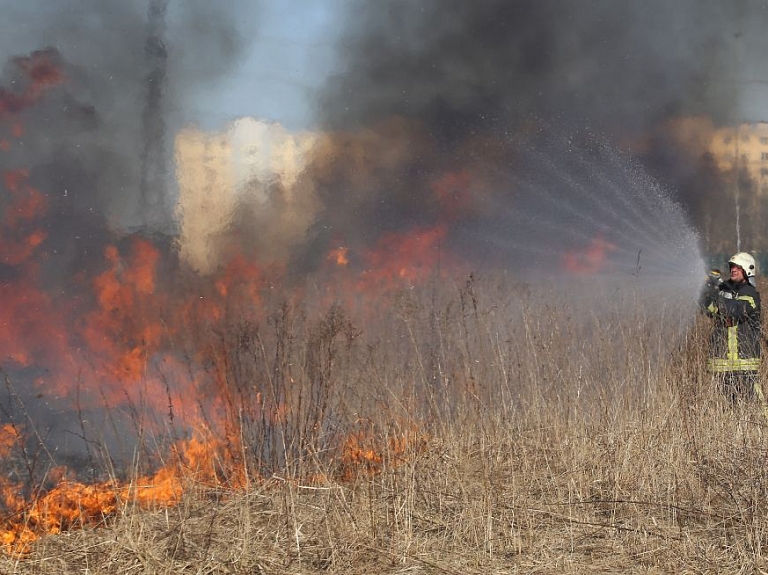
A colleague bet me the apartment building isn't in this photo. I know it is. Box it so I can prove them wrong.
[709,121,768,195]
[174,118,317,273]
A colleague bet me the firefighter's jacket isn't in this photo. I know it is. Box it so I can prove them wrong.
[701,279,762,373]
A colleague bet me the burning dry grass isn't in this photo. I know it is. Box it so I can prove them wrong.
[1,275,768,573]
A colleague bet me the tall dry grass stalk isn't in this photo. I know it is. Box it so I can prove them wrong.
[4,273,768,574]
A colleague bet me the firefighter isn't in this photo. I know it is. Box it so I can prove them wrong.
[700,252,762,402]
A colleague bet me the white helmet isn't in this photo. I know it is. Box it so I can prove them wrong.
[729,252,757,278]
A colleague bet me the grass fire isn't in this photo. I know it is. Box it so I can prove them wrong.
[4,0,768,573]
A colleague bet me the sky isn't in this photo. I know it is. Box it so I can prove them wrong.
[0,0,346,132]
[187,1,346,131]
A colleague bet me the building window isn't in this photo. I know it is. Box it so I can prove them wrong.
[762,152,768,161]
[761,168,768,176]
[761,137,768,145]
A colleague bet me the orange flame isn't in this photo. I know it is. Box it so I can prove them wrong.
[79,238,164,403]
[338,424,425,481]
[0,49,64,121]
[0,425,20,458]
[561,234,618,274]
[0,59,463,554]
[327,246,349,266]
[359,224,450,290]
[0,428,258,554]
[0,169,48,266]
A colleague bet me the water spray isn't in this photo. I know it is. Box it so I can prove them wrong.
[488,130,706,291]
[480,129,707,351]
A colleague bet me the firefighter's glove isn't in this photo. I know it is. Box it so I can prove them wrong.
[701,272,721,307]
[707,269,722,288]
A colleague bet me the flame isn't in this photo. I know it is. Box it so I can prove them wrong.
[0,49,64,122]
[359,224,451,290]
[78,238,165,405]
[0,425,20,458]
[0,427,260,554]
[350,168,476,286]
[561,234,618,274]
[0,51,464,554]
[0,169,48,266]
[0,418,429,555]
[327,246,349,266]
[338,424,425,481]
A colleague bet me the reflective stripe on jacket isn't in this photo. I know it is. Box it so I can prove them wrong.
[701,279,762,373]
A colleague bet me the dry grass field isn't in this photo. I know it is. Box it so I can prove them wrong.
[1,273,767,574]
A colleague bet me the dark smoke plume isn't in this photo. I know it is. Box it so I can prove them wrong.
[321,0,762,135]
[0,0,254,236]
[0,0,257,457]
[304,0,768,263]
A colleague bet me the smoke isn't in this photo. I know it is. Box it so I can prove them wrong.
[0,0,256,237]
[0,1,258,457]
[301,0,768,265]
[0,0,751,477]
[320,0,763,135]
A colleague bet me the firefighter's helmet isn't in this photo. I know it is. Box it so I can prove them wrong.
[729,252,757,278]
